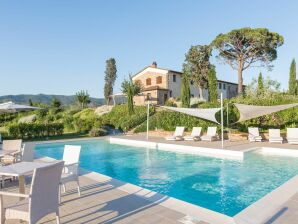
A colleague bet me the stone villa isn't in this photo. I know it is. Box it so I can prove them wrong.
[131,62,239,105]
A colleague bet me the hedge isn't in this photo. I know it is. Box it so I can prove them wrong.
[101,104,154,131]
[134,110,220,133]
[8,123,64,139]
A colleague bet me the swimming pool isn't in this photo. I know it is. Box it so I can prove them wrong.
[35,139,298,216]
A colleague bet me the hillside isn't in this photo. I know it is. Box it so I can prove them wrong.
[0,94,105,106]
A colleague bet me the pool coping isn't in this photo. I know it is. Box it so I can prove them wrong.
[109,137,247,160]
[36,138,298,224]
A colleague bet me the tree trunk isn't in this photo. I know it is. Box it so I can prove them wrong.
[199,86,204,100]
[237,61,244,94]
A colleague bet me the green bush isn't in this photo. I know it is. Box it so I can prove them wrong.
[89,127,108,137]
[134,110,219,133]
[8,123,64,139]
[101,104,154,131]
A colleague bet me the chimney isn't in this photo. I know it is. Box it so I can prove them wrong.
[151,61,157,68]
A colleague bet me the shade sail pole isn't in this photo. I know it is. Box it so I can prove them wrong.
[146,99,150,140]
[221,93,224,149]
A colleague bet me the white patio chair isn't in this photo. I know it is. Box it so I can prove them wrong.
[201,127,218,142]
[248,127,263,142]
[165,127,185,141]
[269,129,283,144]
[21,142,35,162]
[1,139,22,153]
[184,127,202,141]
[0,161,64,224]
[1,143,35,188]
[60,145,81,202]
[287,128,298,144]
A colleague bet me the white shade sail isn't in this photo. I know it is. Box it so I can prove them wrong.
[234,103,298,122]
[162,106,221,124]
[0,101,40,113]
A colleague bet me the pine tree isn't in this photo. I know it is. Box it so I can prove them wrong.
[104,58,117,104]
[257,72,264,95]
[208,66,218,103]
[289,59,296,95]
[181,65,191,108]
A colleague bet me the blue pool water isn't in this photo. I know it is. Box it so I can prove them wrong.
[35,140,298,216]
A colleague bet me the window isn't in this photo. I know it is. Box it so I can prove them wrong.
[190,80,194,85]
[156,76,162,84]
[146,78,151,86]
[223,83,226,90]
[218,83,222,89]
[173,74,176,82]
[169,90,172,97]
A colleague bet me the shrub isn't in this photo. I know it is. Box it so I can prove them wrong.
[101,104,153,131]
[89,127,108,137]
[134,110,220,133]
[8,123,64,139]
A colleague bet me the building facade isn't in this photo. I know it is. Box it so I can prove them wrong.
[132,62,239,105]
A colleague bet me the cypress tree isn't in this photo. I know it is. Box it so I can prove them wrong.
[104,58,117,104]
[208,66,218,103]
[257,72,264,95]
[289,59,296,95]
[181,65,191,108]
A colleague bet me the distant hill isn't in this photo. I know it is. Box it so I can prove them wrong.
[0,94,105,106]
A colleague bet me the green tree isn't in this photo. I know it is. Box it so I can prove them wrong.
[104,58,117,104]
[289,59,296,95]
[211,28,284,94]
[28,99,33,106]
[208,66,218,103]
[257,72,264,95]
[75,90,90,109]
[185,45,212,99]
[51,98,61,108]
[121,76,141,115]
[181,64,191,108]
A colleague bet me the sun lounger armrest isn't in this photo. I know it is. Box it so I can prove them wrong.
[0,191,30,198]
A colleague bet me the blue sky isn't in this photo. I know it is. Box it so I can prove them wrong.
[0,0,297,98]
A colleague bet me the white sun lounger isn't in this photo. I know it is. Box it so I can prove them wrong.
[268,129,283,144]
[201,127,217,142]
[184,127,202,141]
[165,127,185,141]
[287,128,298,144]
[248,127,263,142]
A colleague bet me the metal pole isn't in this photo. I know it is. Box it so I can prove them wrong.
[146,99,149,140]
[227,103,229,128]
[221,93,224,149]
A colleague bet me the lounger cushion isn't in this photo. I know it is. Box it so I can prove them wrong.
[249,136,262,142]
[184,136,200,141]
[165,136,183,141]
[287,138,298,144]
[201,136,217,141]
[269,137,283,143]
